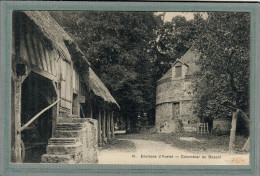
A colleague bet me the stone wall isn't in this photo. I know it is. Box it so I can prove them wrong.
[155,103,183,133]
[42,117,98,164]
[157,79,186,105]
[155,103,172,130]
[156,77,198,133]
[84,118,98,163]
[181,100,197,132]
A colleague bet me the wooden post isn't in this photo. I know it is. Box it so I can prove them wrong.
[229,109,239,153]
[102,108,107,143]
[14,79,22,162]
[57,60,61,118]
[52,97,57,136]
[111,111,115,138]
[52,81,60,136]
[242,137,250,152]
[107,110,111,140]
[90,104,93,119]
[98,108,102,145]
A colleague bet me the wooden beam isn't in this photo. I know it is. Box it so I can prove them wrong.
[107,110,111,140]
[98,108,102,145]
[18,99,60,133]
[56,61,61,117]
[102,108,107,144]
[20,68,31,83]
[70,63,73,115]
[52,80,58,96]
[14,79,22,162]
[60,97,72,103]
[12,70,16,81]
[29,65,58,82]
[90,104,93,119]
[80,104,86,118]
[56,82,61,118]
[111,111,115,138]
[52,97,57,137]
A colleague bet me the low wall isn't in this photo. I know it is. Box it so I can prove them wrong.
[83,118,98,163]
[42,117,98,164]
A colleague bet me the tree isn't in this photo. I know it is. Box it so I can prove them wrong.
[50,11,163,131]
[193,12,250,152]
[153,13,206,82]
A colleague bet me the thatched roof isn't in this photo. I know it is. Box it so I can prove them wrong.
[84,68,120,108]
[22,11,90,66]
[20,11,119,108]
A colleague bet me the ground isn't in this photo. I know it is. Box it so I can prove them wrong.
[98,133,249,165]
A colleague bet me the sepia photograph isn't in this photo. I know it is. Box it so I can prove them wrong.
[9,10,252,166]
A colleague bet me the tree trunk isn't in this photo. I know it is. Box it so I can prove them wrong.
[126,116,131,133]
[229,109,239,153]
[239,109,250,152]
[242,137,250,152]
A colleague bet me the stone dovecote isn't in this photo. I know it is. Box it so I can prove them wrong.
[156,47,200,133]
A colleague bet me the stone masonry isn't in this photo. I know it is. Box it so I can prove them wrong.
[41,116,98,164]
[156,48,200,133]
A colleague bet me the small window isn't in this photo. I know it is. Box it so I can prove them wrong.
[175,65,182,77]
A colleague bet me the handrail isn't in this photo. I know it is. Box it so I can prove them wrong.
[18,99,60,133]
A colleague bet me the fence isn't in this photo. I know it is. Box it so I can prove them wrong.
[197,123,209,133]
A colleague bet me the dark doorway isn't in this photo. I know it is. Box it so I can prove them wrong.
[21,72,56,163]
[172,102,180,120]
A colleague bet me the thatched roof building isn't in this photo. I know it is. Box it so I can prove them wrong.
[11,11,119,163]
[87,68,119,107]
[16,11,118,107]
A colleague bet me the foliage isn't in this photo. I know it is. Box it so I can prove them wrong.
[51,11,250,131]
[50,11,163,127]
[193,12,250,123]
[153,13,206,81]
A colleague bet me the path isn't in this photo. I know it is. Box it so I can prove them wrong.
[98,139,249,165]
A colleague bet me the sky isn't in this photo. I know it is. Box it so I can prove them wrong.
[157,12,208,22]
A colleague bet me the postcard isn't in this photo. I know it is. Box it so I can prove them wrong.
[0,1,259,176]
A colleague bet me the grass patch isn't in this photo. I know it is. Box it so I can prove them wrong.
[116,133,248,154]
[101,138,136,152]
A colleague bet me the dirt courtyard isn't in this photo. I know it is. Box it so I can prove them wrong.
[98,134,250,165]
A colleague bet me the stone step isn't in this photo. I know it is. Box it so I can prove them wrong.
[46,144,82,155]
[41,154,75,164]
[57,117,87,124]
[54,130,83,138]
[62,114,80,118]
[48,137,79,145]
[56,123,83,131]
